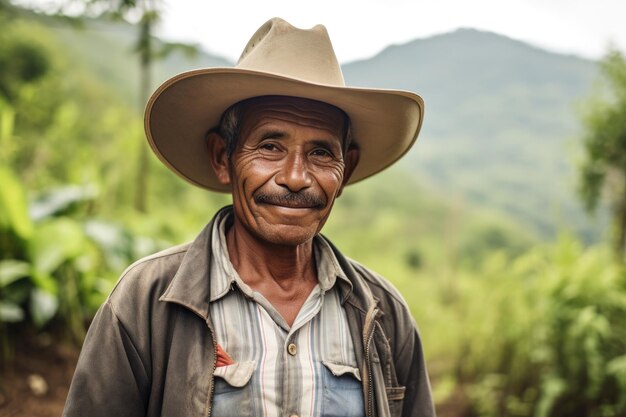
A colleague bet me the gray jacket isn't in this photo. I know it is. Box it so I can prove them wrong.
[63,207,435,417]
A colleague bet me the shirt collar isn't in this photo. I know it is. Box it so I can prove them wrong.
[159,206,359,320]
[209,209,351,303]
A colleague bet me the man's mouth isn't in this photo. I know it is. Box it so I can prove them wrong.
[254,192,326,209]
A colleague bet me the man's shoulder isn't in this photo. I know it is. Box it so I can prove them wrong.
[108,242,191,303]
[342,256,421,350]
[344,257,413,316]
[124,243,190,274]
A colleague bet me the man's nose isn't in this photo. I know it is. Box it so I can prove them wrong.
[275,152,313,192]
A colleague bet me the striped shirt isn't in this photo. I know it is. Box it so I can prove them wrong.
[209,212,364,417]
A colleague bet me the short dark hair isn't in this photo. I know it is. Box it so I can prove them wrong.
[210,96,355,158]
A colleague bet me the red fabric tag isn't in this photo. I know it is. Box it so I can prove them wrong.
[215,343,235,367]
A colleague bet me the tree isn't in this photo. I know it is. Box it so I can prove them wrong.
[111,0,161,213]
[578,48,626,261]
[101,1,198,212]
[26,0,197,212]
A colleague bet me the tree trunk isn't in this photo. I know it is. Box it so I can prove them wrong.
[134,10,152,213]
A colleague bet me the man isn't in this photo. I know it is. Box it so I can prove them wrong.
[63,17,435,417]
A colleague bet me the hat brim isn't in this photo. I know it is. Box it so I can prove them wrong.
[145,68,424,192]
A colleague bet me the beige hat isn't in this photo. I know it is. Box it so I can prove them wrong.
[145,17,424,192]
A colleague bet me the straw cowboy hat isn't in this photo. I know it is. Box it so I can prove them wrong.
[144,17,424,192]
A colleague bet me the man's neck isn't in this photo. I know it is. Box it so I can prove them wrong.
[226,220,317,292]
[225,219,318,326]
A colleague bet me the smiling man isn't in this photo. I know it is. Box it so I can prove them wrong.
[63,18,435,417]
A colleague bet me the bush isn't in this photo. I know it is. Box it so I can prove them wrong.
[0,165,156,354]
[403,237,626,417]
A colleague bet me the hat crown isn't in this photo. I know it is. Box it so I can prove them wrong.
[236,18,346,87]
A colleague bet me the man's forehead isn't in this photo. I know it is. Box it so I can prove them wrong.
[237,96,347,134]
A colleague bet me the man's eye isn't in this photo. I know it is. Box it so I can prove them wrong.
[260,143,278,151]
[311,149,333,158]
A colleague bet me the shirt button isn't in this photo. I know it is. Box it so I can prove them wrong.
[287,343,297,356]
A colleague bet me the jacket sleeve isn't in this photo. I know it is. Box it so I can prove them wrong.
[62,300,150,417]
[396,321,436,417]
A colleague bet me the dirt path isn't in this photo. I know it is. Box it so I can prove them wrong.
[0,334,78,417]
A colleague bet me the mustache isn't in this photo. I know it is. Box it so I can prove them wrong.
[254,191,327,209]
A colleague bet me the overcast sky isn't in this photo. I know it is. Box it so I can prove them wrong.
[156,0,626,64]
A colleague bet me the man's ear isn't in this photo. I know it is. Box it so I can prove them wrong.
[337,146,360,197]
[207,131,231,185]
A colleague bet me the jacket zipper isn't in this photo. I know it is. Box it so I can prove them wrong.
[363,306,378,417]
[168,304,218,417]
[205,322,218,417]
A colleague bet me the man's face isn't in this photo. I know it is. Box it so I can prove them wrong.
[223,96,355,247]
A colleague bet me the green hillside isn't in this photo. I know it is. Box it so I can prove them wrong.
[0,12,537,267]
[35,14,607,241]
[345,28,594,138]
[344,29,603,241]
[28,14,607,244]
[42,16,231,109]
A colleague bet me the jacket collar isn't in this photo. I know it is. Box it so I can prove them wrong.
[159,206,377,320]
[320,235,378,315]
[158,207,229,321]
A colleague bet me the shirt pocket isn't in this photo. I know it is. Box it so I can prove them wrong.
[212,360,255,416]
[321,360,364,417]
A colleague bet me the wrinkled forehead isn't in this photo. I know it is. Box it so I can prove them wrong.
[237,95,348,137]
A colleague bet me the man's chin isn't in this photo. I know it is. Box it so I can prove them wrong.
[253,223,321,247]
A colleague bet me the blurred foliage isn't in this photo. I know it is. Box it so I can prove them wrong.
[0,11,221,352]
[1,165,110,348]
[399,237,626,417]
[325,172,535,275]
[578,49,626,260]
[17,0,199,211]
[1,4,625,417]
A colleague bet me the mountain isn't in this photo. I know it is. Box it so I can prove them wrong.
[345,28,594,138]
[44,17,605,241]
[49,17,232,108]
[343,29,603,240]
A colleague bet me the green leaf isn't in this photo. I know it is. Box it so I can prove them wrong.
[536,376,566,417]
[0,259,30,287]
[0,300,24,322]
[30,288,58,327]
[28,217,86,275]
[84,219,134,270]
[607,355,626,380]
[29,184,97,221]
[0,165,33,238]
[29,270,58,295]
